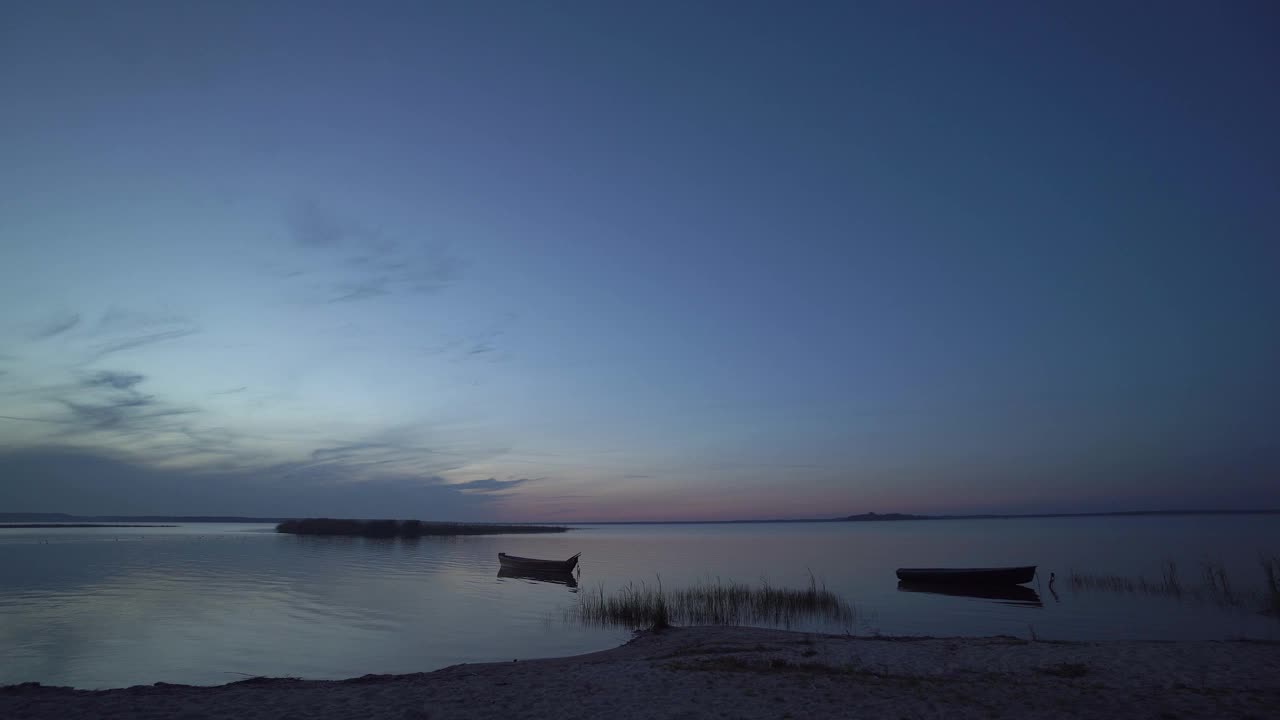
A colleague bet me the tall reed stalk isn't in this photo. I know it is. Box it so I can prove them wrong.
[1262,555,1280,616]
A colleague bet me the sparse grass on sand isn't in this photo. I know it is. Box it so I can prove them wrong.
[1036,662,1090,678]
[1070,556,1280,617]
[276,518,567,538]
[570,574,856,631]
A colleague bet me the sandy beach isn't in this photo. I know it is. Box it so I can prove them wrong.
[4,626,1278,719]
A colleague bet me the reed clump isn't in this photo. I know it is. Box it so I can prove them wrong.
[1202,561,1236,606]
[1262,555,1280,616]
[572,574,855,631]
[276,518,568,537]
[1068,573,1137,593]
[1160,560,1182,597]
[1070,557,1280,616]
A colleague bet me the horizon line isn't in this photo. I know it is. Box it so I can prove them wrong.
[3,508,1279,525]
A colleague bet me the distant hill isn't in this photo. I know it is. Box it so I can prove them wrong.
[841,512,927,521]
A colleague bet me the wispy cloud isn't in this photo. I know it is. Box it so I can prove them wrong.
[50,370,197,434]
[97,307,190,334]
[88,328,198,361]
[31,312,81,340]
[0,447,527,519]
[417,315,514,363]
[0,414,67,425]
[0,360,287,473]
[449,477,531,493]
[58,398,193,431]
[284,202,459,304]
[529,494,594,500]
[289,202,361,249]
[309,441,408,463]
[302,432,482,479]
[329,277,390,303]
[83,370,145,391]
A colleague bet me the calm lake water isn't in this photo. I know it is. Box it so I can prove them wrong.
[2,516,1278,688]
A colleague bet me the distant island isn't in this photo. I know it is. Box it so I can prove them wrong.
[276,518,569,538]
[841,512,926,521]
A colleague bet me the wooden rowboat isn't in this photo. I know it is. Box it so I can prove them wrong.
[498,552,580,573]
[895,566,1036,586]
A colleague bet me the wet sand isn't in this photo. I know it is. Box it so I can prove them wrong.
[4,626,1278,719]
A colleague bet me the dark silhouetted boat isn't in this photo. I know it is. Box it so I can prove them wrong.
[897,581,1041,606]
[895,566,1036,586]
[498,552,580,573]
[497,566,579,588]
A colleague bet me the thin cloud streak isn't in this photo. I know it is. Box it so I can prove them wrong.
[31,312,81,339]
[0,414,69,425]
[329,278,391,303]
[448,477,531,493]
[88,328,198,361]
[284,202,460,304]
[0,446,520,519]
[83,371,145,391]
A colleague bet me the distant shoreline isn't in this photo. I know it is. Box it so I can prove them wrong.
[2,508,1276,527]
[838,509,1280,522]
[0,514,291,524]
[568,509,1280,525]
[0,524,178,529]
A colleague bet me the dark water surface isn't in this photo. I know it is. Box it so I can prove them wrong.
[2,516,1277,688]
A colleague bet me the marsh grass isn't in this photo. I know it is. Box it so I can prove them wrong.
[1262,555,1280,616]
[1202,561,1235,606]
[1070,557,1280,616]
[1161,561,1182,597]
[571,574,855,631]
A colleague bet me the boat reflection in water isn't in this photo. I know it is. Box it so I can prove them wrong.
[897,581,1042,607]
[497,566,579,590]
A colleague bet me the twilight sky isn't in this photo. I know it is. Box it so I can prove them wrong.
[1,1,1277,521]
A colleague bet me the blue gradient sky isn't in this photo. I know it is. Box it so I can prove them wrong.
[2,1,1277,520]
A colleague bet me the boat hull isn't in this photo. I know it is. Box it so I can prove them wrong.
[497,567,579,588]
[498,552,580,573]
[895,566,1036,585]
[897,581,1041,605]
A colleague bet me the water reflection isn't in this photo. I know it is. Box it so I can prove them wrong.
[497,567,580,590]
[4,517,1279,689]
[897,581,1043,607]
